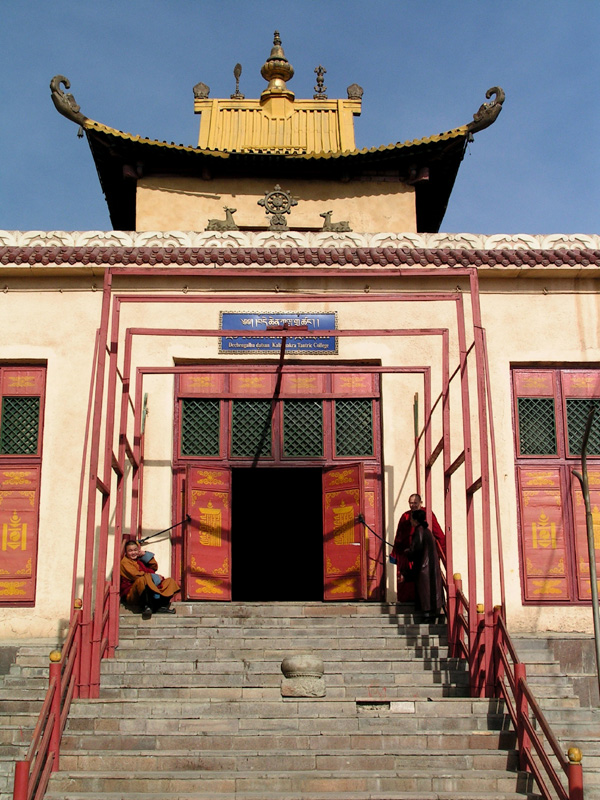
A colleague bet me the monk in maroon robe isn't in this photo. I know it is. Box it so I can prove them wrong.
[391,493,445,602]
[406,509,443,619]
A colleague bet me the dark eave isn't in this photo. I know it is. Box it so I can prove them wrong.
[84,123,468,232]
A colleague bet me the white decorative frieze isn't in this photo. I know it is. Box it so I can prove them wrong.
[0,230,598,251]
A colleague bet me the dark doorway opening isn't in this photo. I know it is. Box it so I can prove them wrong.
[231,467,323,601]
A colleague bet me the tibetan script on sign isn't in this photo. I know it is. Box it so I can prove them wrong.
[219,312,337,354]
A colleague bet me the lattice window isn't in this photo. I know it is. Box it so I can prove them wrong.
[566,398,600,456]
[0,397,40,455]
[231,400,272,457]
[335,399,373,456]
[517,398,556,455]
[181,399,220,456]
[283,400,323,457]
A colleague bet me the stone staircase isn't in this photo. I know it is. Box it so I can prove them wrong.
[511,634,600,799]
[43,602,543,800]
[0,604,594,799]
[0,640,56,800]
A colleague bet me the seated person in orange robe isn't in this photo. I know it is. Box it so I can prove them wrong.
[390,493,445,602]
[120,540,179,619]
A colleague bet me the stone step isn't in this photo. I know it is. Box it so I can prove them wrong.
[44,793,544,800]
[46,766,537,794]
[60,728,517,752]
[130,602,418,617]
[64,710,510,737]
[98,665,470,684]
[58,747,521,772]
[115,634,450,650]
[67,696,492,721]
[97,685,470,701]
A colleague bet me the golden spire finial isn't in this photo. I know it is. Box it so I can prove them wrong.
[260,30,294,98]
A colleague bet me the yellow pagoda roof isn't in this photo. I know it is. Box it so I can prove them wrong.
[193,32,362,155]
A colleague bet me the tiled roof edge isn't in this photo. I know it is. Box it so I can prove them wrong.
[1,246,599,269]
[83,119,467,158]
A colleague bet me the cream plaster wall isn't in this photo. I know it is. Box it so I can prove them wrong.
[0,283,101,640]
[477,276,600,634]
[136,177,417,233]
[1,264,599,639]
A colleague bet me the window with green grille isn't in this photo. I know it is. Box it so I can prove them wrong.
[231,400,272,457]
[181,399,220,456]
[517,397,557,455]
[283,400,323,457]
[0,397,40,455]
[335,399,373,456]
[566,398,600,455]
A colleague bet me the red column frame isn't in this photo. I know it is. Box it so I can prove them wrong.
[111,294,458,609]
[79,269,112,698]
[71,330,99,620]
[90,293,123,692]
[454,293,479,693]
[79,264,501,699]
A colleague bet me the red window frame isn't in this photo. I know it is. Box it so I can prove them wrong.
[513,367,600,605]
[0,365,46,607]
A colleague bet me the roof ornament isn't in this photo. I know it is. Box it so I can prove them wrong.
[230,64,245,100]
[320,210,351,233]
[467,86,505,134]
[50,76,87,126]
[313,66,327,100]
[205,206,239,232]
[346,83,364,100]
[193,81,210,99]
[258,184,298,231]
[260,31,294,97]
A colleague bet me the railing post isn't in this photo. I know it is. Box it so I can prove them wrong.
[515,662,530,771]
[567,747,584,800]
[492,605,502,695]
[446,569,456,650]
[476,603,485,697]
[49,651,62,772]
[452,573,462,659]
[13,760,30,800]
[73,599,83,700]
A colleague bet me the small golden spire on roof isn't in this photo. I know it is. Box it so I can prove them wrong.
[260,30,294,99]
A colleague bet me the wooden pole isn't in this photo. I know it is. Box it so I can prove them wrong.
[572,400,600,708]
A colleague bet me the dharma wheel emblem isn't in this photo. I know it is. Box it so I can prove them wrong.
[258,184,298,231]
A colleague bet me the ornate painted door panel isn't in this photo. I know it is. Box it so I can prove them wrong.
[0,466,40,604]
[571,467,600,601]
[185,466,231,601]
[364,472,383,600]
[517,467,571,601]
[323,463,366,600]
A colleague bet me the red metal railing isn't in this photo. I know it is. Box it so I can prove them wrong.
[12,586,112,800]
[448,574,583,800]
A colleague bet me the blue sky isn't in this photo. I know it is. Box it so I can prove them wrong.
[1,0,598,234]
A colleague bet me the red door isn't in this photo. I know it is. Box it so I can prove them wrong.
[323,463,367,600]
[185,466,231,600]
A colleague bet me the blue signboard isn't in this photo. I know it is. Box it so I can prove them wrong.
[219,312,337,354]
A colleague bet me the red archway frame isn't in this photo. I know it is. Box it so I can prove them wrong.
[75,265,503,700]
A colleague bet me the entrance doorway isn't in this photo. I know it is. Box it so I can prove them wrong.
[231,467,323,601]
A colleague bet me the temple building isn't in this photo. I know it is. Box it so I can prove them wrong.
[1,32,599,654]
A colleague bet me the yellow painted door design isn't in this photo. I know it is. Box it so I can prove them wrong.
[186,466,231,600]
[322,463,366,600]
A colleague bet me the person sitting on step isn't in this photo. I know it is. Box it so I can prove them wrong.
[120,540,179,620]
